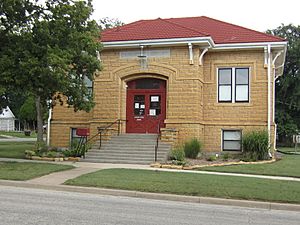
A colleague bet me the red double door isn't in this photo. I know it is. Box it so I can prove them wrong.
[126,78,166,134]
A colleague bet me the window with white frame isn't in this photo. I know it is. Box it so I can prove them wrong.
[218,68,249,102]
[222,130,242,151]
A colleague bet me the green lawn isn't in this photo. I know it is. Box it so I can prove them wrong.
[278,147,300,153]
[0,131,37,138]
[198,153,300,178]
[0,142,35,159]
[0,162,74,180]
[65,168,300,204]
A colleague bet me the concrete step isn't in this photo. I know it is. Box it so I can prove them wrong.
[82,158,157,164]
[90,146,170,151]
[85,152,167,159]
[84,133,171,164]
[87,149,169,154]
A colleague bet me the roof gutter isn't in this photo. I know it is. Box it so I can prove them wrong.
[103,37,287,50]
[102,37,214,49]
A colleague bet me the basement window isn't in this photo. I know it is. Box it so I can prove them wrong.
[70,128,81,147]
[222,130,242,151]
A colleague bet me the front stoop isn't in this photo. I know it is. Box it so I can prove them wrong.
[83,134,171,164]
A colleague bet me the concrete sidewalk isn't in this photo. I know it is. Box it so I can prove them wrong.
[1,157,300,182]
[0,134,46,142]
[0,157,300,212]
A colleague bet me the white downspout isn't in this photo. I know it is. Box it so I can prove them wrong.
[188,43,194,65]
[267,44,272,152]
[47,102,52,146]
[199,48,209,66]
[272,50,284,150]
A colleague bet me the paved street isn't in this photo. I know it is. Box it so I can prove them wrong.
[0,186,299,225]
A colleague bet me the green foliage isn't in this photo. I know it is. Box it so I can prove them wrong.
[0,0,102,140]
[169,146,185,163]
[222,153,230,161]
[19,96,36,122]
[70,139,89,157]
[34,142,49,156]
[46,151,59,158]
[184,138,202,159]
[267,25,300,143]
[98,17,124,31]
[242,130,269,161]
[207,155,217,161]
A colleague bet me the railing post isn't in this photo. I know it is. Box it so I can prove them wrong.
[154,120,161,162]
[155,141,158,162]
[99,132,102,149]
[118,119,121,136]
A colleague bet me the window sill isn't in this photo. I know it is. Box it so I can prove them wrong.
[215,102,253,107]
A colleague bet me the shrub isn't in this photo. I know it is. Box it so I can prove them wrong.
[24,150,36,158]
[184,138,202,159]
[46,151,58,158]
[63,149,79,157]
[242,130,269,161]
[222,153,230,161]
[169,146,185,162]
[207,155,217,161]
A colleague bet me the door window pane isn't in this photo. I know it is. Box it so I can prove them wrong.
[134,95,145,116]
[150,95,161,115]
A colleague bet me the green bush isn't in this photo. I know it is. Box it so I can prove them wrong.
[242,130,269,161]
[46,151,64,158]
[184,138,202,159]
[207,155,217,161]
[63,149,79,157]
[222,153,230,161]
[169,146,185,162]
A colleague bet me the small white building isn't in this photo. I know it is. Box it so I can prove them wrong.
[0,106,15,131]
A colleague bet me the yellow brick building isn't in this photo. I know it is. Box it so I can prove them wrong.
[50,16,287,153]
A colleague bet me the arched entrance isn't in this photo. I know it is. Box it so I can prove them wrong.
[126,78,166,133]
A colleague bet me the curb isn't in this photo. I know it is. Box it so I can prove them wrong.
[0,180,299,212]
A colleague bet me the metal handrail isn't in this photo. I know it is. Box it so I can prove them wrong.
[154,120,162,162]
[97,119,127,149]
[80,119,126,158]
[80,132,100,158]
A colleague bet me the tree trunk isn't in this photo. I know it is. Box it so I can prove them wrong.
[35,96,44,143]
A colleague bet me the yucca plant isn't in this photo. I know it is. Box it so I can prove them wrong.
[184,138,202,159]
[242,130,269,161]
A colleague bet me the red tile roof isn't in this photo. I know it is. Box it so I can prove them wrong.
[101,16,284,44]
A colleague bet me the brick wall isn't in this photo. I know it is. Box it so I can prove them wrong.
[50,47,274,151]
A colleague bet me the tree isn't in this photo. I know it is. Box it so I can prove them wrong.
[267,24,300,143]
[0,0,101,142]
[0,0,36,110]
[98,17,124,31]
[19,96,37,130]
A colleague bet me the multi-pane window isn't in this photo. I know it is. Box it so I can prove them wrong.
[83,76,93,96]
[70,128,81,146]
[222,130,242,151]
[218,68,249,102]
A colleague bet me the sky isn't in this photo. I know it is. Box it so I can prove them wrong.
[92,0,300,32]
